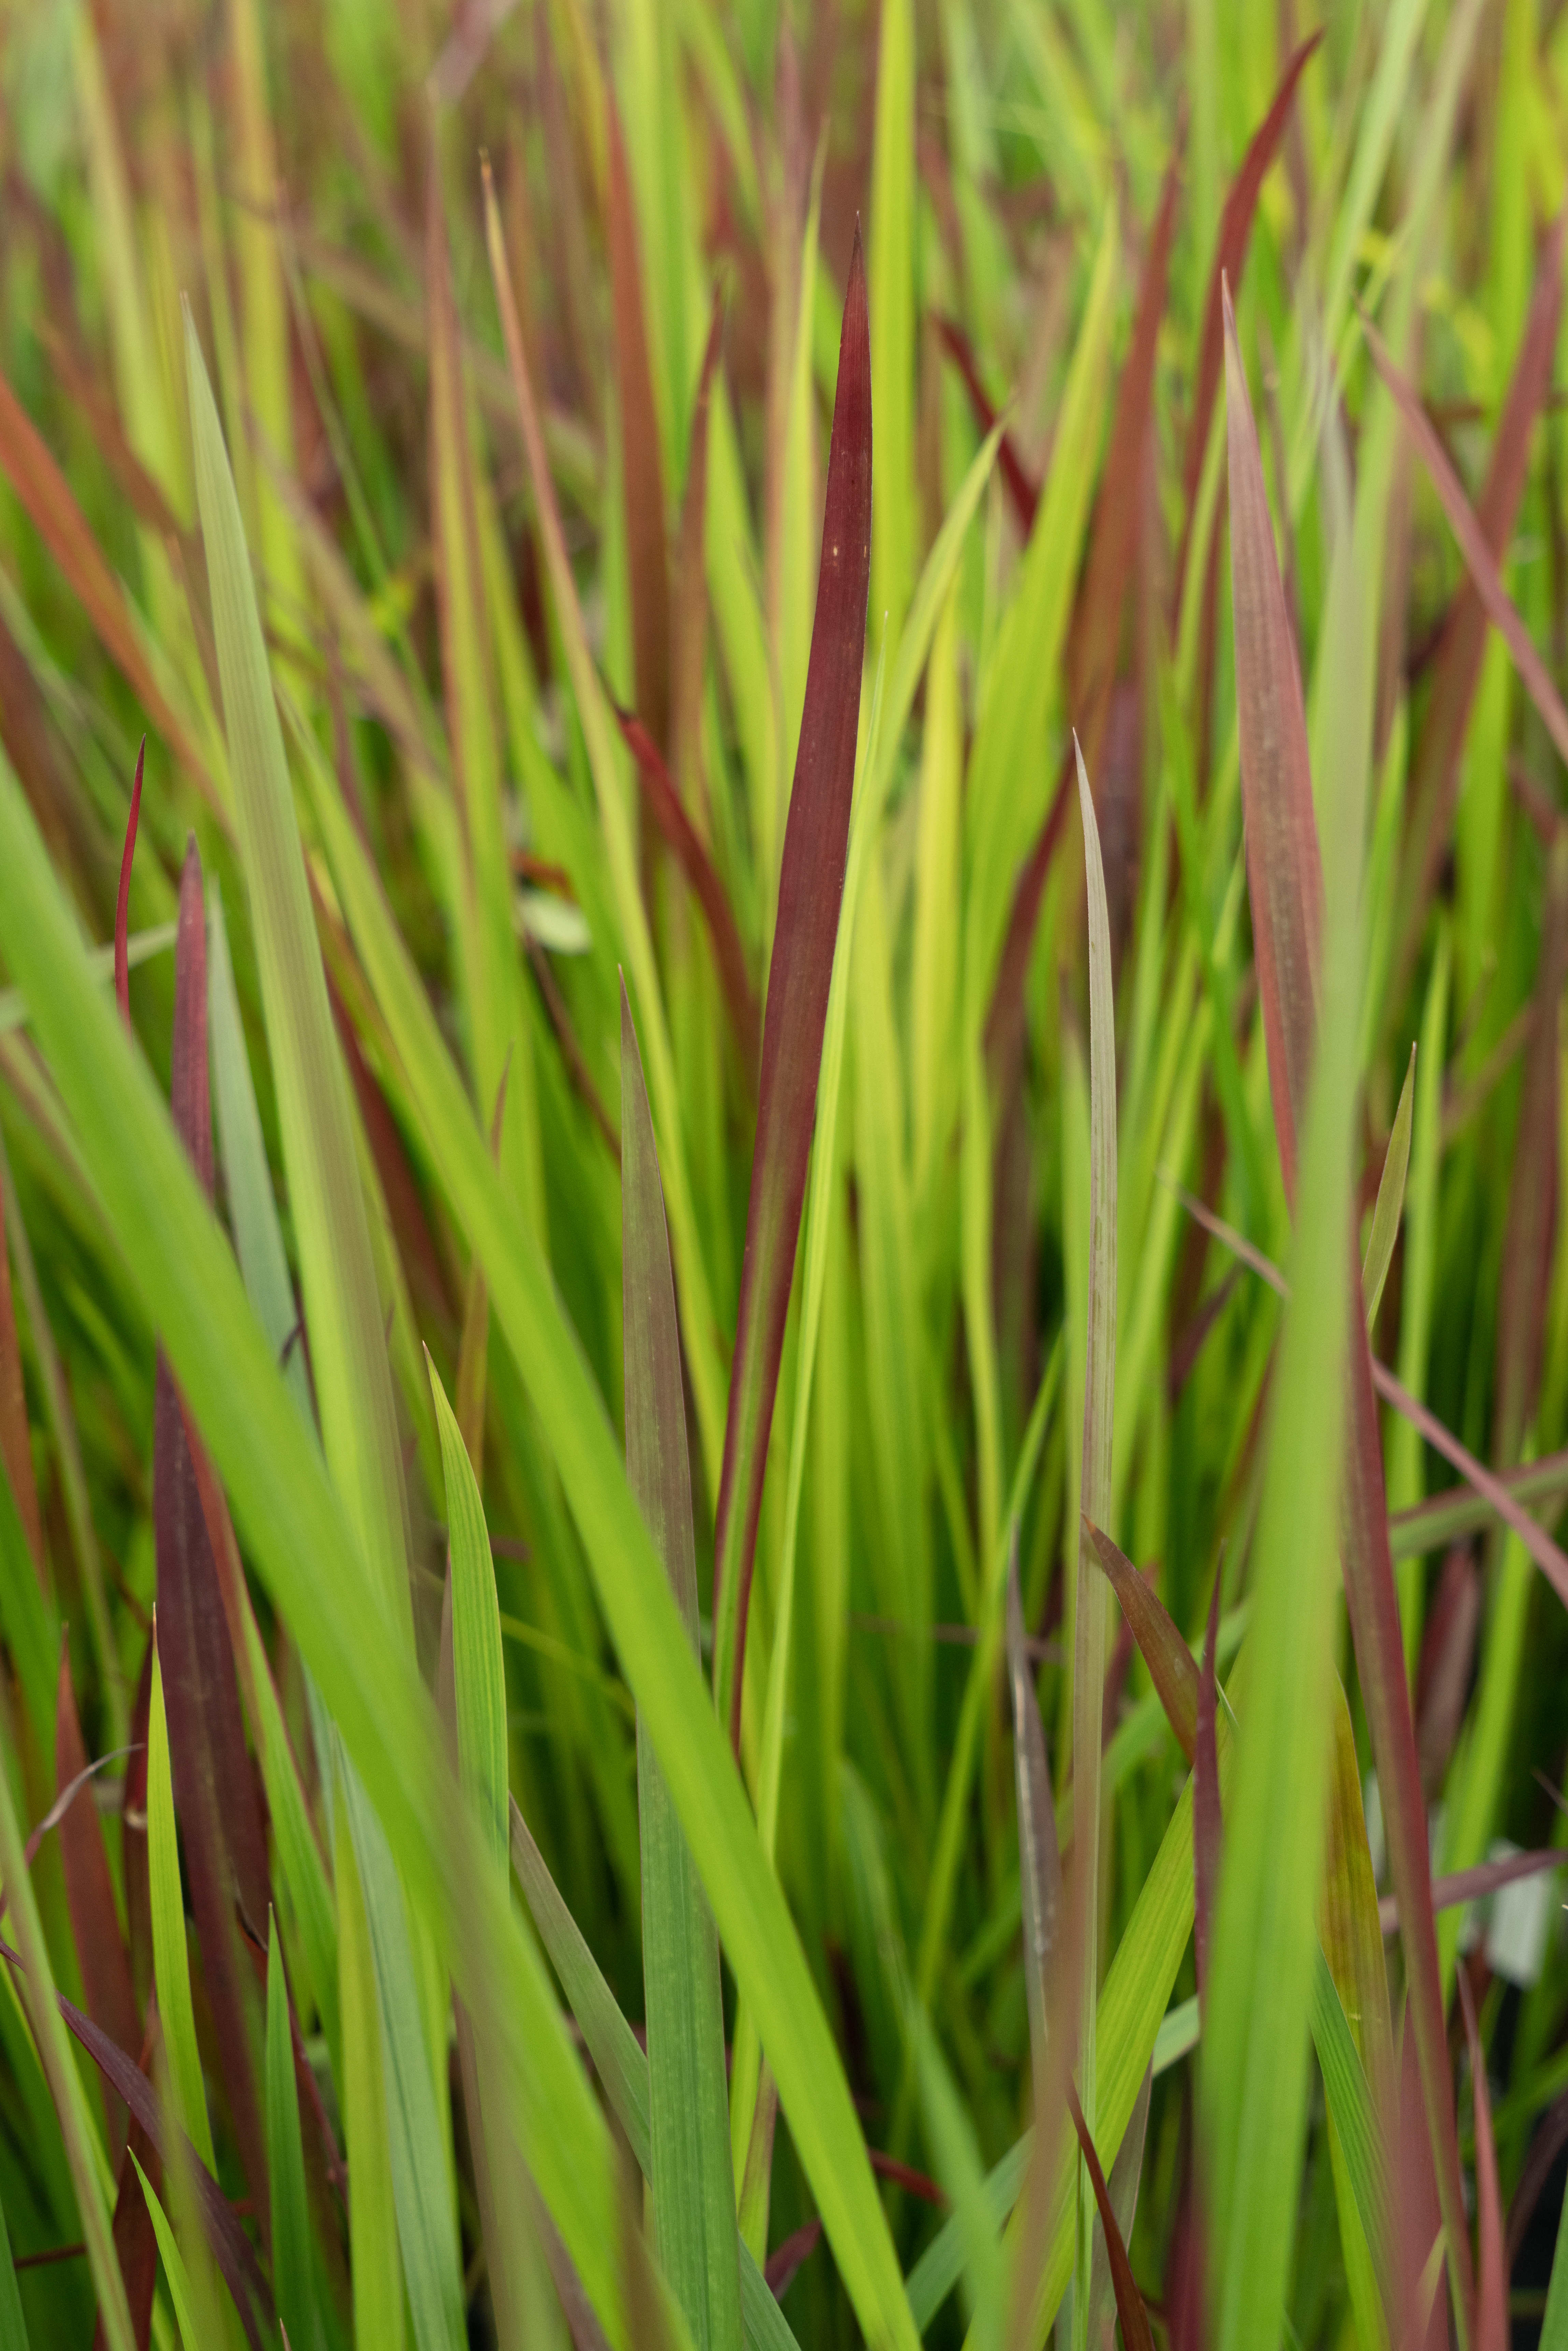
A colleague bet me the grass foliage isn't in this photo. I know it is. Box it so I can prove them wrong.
[0,0,1566,2344]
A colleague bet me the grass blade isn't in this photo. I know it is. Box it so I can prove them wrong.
[146,1629,214,2174]
[427,1360,508,1879]
[1083,1525,1198,1761]
[1063,2080,1154,2351]
[1457,1973,1506,2351]
[127,2155,200,2351]
[711,226,871,1753]
[621,982,741,2351]
[1193,1569,1222,2015]
[53,1653,138,2159]
[607,102,670,759]
[1174,31,1324,611]
[1007,1541,1063,2088]
[1363,1044,1415,1331]
[265,1913,320,2351]
[113,738,145,1031]
[509,1801,801,2351]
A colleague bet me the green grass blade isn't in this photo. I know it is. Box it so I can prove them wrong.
[128,2152,201,2351]
[510,1801,801,2351]
[427,1360,508,1880]
[147,1630,216,2174]
[1363,1043,1415,1331]
[265,1911,320,2351]
[620,985,741,2351]
[0,2163,30,2351]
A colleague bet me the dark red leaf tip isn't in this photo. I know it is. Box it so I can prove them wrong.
[115,736,145,1034]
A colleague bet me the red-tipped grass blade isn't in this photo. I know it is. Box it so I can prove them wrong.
[713,226,871,1753]
[1063,2077,1156,2351]
[615,709,760,1069]
[1193,1566,1222,2015]
[1083,1521,1198,1761]
[1375,210,1568,980]
[1378,1846,1563,1935]
[153,839,272,2216]
[115,738,145,1031]
[1457,1970,1506,2351]
[1173,31,1323,617]
[608,103,671,761]
[54,1652,139,2159]
[1223,285,1474,2330]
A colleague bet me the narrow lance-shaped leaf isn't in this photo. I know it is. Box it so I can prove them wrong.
[1083,1526,1198,1760]
[265,1912,320,2351]
[1172,30,1324,615]
[509,1799,801,2351]
[54,1649,139,2159]
[1193,1569,1222,2016]
[129,2155,202,2351]
[607,101,670,760]
[1063,2081,1155,2351]
[712,227,871,1753]
[1457,1972,1506,2351]
[1007,1539,1062,2093]
[1363,1045,1416,1329]
[1071,731,1118,2316]
[1217,288,1474,2337]
[153,837,271,2215]
[622,982,742,2351]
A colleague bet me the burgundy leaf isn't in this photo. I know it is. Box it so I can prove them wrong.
[54,1649,140,2158]
[1193,1565,1222,2016]
[1223,283,1475,2330]
[154,839,272,2216]
[1508,2083,1568,2267]
[1377,1845,1562,1935]
[1063,2076,1156,2351]
[0,1938,274,2349]
[933,316,1038,533]
[1173,30,1324,617]
[764,2217,822,2300]
[616,708,760,1070]
[608,101,670,761]
[114,738,144,1031]
[123,1638,153,2015]
[713,225,871,1752]
[1083,1521,1199,1762]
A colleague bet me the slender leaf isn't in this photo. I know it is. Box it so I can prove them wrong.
[620,981,741,2351]
[1363,1044,1416,1330]
[711,224,871,1751]
[265,1913,319,2351]
[127,2156,200,2351]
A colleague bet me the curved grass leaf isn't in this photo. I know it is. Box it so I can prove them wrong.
[427,1358,507,1880]
[711,224,871,1753]
[1083,1526,1197,1762]
[1063,2080,1154,2351]
[621,981,741,2351]
[127,2156,200,2351]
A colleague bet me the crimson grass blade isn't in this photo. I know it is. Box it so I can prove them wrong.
[1063,2078,1156,2351]
[115,739,145,1032]
[932,316,1037,533]
[1223,287,1475,2331]
[1174,31,1324,616]
[671,294,725,804]
[1083,1521,1198,1761]
[154,841,272,2215]
[0,1937,274,2348]
[54,1651,140,2159]
[713,227,871,1752]
[616,710,760,1069]
[608,102,671,760]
